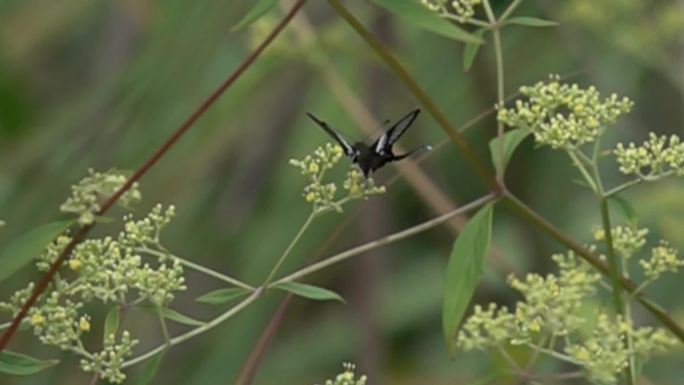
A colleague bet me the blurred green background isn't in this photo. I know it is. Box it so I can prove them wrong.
[1,0,683,384]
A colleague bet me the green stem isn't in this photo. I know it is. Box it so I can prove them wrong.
[327,0,499,191]
[598,199,625,314]
[156,305,171,347]
[567,150,598,192]
[271,194,497,286]
[138,247,254,291]
[499,0,525,23]
[524,343,583,366]
[121,290,261,369]
[263,212,316,286]
[440,13,492,29]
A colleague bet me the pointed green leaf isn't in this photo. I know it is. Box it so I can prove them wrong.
[0,220,72,282]
[196,288,248,305]
[0,351,58,376]
[443,204,494,357]
[488,128,531,173]
[609,195,637,226]
[231,0,277,32]
[136,350,165,385]
[141,305,205,327]
[463,29,486,71]
[103,306,120,342]
[369,0,483,44]
[505,16,559,28]
[273,282,344,303]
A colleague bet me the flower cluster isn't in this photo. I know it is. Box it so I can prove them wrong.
[290,143,385,215]
[60,168,142,225]
[317,363,367,385]
[457,247,676,384]
[1,170,184,383]
[614,133,684,177]
[80,331,138,383]
[640,241,684,281]
[498,75,633,149]
[593,225,649,259]
[422,0,482,22]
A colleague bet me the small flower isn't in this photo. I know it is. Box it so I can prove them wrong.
[79,315,91,332]
[30,313,45,327]
[422,0,482,22]
[69,258,82,271]
[320,363,367,385]
[640,241,684,281]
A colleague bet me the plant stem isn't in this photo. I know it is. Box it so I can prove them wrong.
[137,247,254,291]
[156,305,171,346]
[440,13,492,29]
[271,193,497,286]
[567,150,598,193]
[122,289,261,369]
[263,212,316,286]
[598,199,625,315]
[327,0,499,191]
[500,0,525,23]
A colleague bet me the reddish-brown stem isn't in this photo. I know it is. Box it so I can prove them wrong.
[0,0,307,352]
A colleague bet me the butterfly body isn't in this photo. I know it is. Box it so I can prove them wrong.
[307,109,431,177]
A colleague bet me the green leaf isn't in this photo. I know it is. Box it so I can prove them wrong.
[136,350,165,385]
[273,282,345,303]
[443,203,494,357]
[463,29,486,71]
[196,288,248,305]
[231,0,277,32]
[141,305,205,327]
[0,351,58,376]
[488,128,531,173]
[369,0,483,44]
[158,307,205,327]
[609,195,637,226]
[103,306,120,341]
[505,16,559,28]
[0,220,72,282]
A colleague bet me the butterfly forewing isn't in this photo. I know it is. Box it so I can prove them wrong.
[373,109,421,154]
[306,112,355,157]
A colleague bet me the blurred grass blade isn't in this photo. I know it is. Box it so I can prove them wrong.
[443,203,494,357]
[137,350,166,385]
[505,16,559,27]
[273,282,344,302]
[369,0,483,44]
[196,287,249,305]
[463,29,486,71]
[488,128,531,173]
[103,306,120,342]
[231,0,278,32]
[0,220,72,282]
[0,351,58,376]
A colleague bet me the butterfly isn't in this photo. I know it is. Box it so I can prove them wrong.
[306,109,432,177]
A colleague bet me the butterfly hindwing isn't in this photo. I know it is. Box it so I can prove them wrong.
[306,112,355,157]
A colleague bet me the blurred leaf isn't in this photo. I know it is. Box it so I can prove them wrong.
[0,220,5,228]
[196,287,249,305]
[0,220,72,282]
[273,282,344,303]
[505,17,559,27]
[463,29,486,71]
[443,203,494,357]
[103,306,120,342]
[0,351,58,376]
[137,350,166,385]
[142,305,205,327]
[231,0,277,32]
[488,128,531,173]
[369,0,483,44]
[610,195,637,226]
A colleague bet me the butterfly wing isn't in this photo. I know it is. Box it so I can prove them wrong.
[373,109,421,155]
[306,112,355,157]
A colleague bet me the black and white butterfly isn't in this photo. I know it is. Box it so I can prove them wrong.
[306,109,432,177]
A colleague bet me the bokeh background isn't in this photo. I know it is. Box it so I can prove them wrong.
[1,0,683,384]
